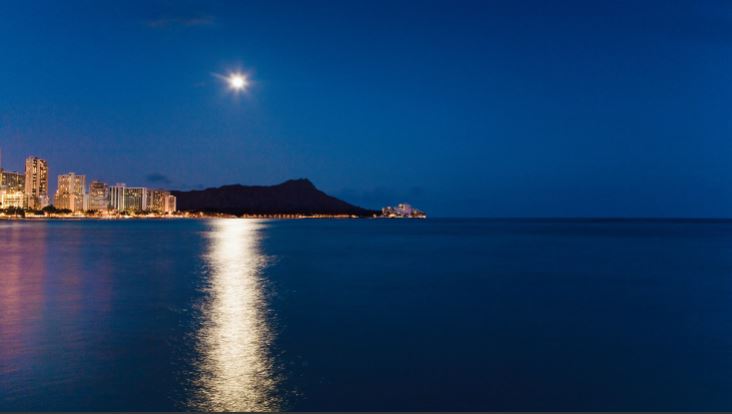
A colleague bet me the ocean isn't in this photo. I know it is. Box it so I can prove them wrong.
[1,218,732,411]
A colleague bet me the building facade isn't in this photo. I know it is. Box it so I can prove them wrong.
[149,189,166,212]
[104,183,175,214]
[109,183,126,211]
[109,183,151,212]
[24,156,49,210]
[88,181,110,211]
[123,187,148,212]
[164,194,176,213]
[54,172,86,212]
[0,169,26,208]
[148,189,177,213]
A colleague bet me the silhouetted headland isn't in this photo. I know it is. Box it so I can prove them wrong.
[172,179,378,217]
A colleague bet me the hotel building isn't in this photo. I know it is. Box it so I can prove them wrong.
[88,181,110,211]
[109,183,157,213]
[0,169,26,208]
[149,189,177,214]
[123,187,148,212]
[164,194,176,214]
[109,183,127,211]
[24,156,49,210]
[54,172,86,212]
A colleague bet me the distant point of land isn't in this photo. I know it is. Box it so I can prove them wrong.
[171,178,379,217]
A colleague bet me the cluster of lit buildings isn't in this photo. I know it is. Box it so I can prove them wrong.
[381,203,426,218]
[0,153,176,214]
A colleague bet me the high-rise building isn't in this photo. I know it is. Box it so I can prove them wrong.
[0,169,26,208]
[123,187,148,212]
[1,170,24,191]
[88,181,110,211]
[109,183,150,212]
[24,156,49,210]
[148,189,177,214]
[148,189,168,212]
[164,194,177,214]
[149,189,165,212]
[54,172,86,212]
[109,183,126,211]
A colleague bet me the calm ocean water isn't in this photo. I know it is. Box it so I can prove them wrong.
[2,218,732,411]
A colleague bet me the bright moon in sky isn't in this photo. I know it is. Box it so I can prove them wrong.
[228,73,248,91]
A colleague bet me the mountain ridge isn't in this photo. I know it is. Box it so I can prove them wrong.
[171,178,377,217]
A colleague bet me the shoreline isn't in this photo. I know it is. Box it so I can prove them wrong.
[0,213,424,221]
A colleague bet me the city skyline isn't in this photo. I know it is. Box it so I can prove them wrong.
[0,149,177,214]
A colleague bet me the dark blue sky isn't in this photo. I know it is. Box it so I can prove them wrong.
[1,0,731,217]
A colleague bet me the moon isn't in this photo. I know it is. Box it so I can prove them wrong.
[228,73,248,91]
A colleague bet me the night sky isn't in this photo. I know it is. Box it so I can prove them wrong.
[1,0,731,217]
